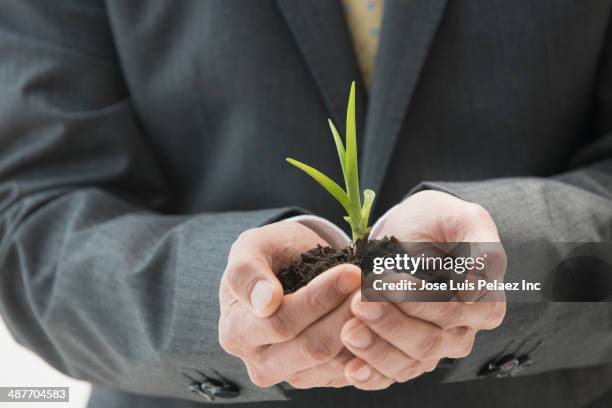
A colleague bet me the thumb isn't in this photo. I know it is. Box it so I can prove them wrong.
[224,257,284,317]
[223,222,328,317]
[454,242,507,304]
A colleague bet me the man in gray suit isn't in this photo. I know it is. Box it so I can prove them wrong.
[1,1,612,407]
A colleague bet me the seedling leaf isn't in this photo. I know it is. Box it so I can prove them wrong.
[328,119,346,177]
[286,158,351,214]
[345,81,361,225]
[285,82,375,245]
[360,189,376,232]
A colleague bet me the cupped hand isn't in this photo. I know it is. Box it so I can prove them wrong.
[341,190,507,390]
[219,221,361,388]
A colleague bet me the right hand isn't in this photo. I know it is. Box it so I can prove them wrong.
[219,221,361,388]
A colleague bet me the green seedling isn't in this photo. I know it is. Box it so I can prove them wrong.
[286,82,375,253]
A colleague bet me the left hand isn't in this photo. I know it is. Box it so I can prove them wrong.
[219,221,361,389]
[340,190,507,390]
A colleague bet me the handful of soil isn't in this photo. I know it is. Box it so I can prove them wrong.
[277,236,403,294]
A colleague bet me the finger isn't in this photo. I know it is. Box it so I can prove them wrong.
[341,318,426,382]
[246,263,361,346]
[423,359,440,372]
[224,222,327,316]
[351,295,475,360]
[371,270,455,302]
[287,348,353,389]
[394,301,505,330]
[258,292,354,379]
[326,377,351,388]
[344,358,394,391]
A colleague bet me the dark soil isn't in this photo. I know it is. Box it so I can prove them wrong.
[277,236,404,294]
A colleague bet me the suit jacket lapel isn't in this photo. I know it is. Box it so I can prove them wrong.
[362,0,448,196]
[276,0,367,134]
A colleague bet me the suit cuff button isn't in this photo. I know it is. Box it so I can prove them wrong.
[184,370,240,401]
[479,354,533,378]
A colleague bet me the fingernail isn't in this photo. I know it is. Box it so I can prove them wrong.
[356,302,385,321]
[352,365,372,382]
[335,269,360,295]
[250,280,275,314]
[345,323,373,349]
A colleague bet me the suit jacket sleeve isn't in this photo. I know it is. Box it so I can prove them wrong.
[0,1,295,403]
[410,13,612,383]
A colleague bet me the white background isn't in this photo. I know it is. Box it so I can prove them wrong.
[0,317,91,408]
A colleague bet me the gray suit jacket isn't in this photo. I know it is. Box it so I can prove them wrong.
[1,0,612,407]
